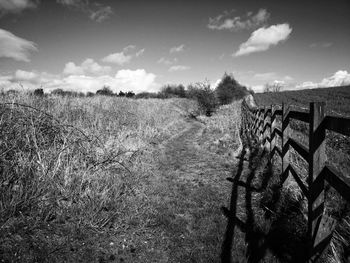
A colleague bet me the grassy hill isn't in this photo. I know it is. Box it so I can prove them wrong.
[253,85,350,117]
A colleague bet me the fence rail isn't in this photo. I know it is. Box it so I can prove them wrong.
[241,98,350,262]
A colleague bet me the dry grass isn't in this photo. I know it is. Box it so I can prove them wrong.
[0,93,197,262]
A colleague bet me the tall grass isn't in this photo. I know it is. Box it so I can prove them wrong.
[0,93,196,262]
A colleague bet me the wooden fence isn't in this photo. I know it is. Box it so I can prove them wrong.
[241,99,350,262]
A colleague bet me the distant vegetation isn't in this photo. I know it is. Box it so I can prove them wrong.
[2,73,249,118]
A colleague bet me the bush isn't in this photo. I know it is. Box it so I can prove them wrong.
[187,82,217,116]
[215,73,248,105]
[33,88,44,97]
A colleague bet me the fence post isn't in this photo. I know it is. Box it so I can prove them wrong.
[307,102,335,261]
[270,105,275,161]
[282,103,290,182]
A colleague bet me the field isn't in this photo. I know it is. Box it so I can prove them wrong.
[0,93,242,262]
[0,89,349,262]
[253,85,350,117]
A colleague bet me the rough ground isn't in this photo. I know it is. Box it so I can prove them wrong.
[117,119,237,262]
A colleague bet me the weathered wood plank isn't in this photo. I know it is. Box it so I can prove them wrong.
[289,164,309,197]
[323,165,350,202]
[288,138,309,161]
[324,115,350,136]
[288,110,310,123]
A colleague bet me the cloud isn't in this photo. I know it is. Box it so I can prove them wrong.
[102,52,132,65]
[89,5,113,23]
[57,0,113,22]
[309,42,333,48]
[135,48,145,57]
[63,58,111,75]
[170,44,185,53]
[0,28,37,62]
[168,65,190,72]
[208,9,270,31]
[0,0,38,15]
[157,57,177,65]
[1,67,159,94]
[102,45,144,65]
[234,23,292,56]
[296,70,350,89]
[14,69,38,81]
[254,72,293,82]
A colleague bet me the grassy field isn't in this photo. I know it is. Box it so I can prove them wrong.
[1,91,349,262]
[0,93,243,262]
[253,85,350,117]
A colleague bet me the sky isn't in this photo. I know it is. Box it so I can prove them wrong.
[0,0,350,93]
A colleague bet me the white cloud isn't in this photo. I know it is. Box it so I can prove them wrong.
[15,69,38,81]
[296,70,350,89]
[1,68,159,94]
[0,28,37,62]
[135,48,145,57]
[170,44,185,53]
[102,52,132,65]
[157,57,177,65]
[89,5,113,23]
[208,9,270,31]
[0,0,38,15]
[63,58,111,75]
[168,65,190,72]
[234,23,292,56]
[254,72,293,82]
[102,46,144,65]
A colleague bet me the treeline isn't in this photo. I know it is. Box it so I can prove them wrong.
[4,73,251,116]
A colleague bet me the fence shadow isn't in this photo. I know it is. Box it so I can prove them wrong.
[220,117,308,263]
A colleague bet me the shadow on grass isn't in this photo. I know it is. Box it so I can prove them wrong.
[221,122,309,263]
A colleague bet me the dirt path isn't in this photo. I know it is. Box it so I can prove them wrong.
[140,119,234,262]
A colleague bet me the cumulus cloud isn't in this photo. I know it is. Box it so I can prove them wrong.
[15,69,38,81]
[0,0,38,15]
[296,70,350,89]
[57,0,113,22]
[234,23,292,56]
[1,67,159,94]
[170,44,185,53]
[208,8,270,31]
[102,46,144,65]
[63,58,111,75]
[0,28,37,62]
[168,65,190,72]
[102,52,132,65]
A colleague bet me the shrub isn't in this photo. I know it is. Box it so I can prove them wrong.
[215,73,248,105]
[187,82,217,116]
[33,88,44,97]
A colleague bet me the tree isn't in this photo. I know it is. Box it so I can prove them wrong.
[118,91,125,97]
[215,73,248,105]
[96,86,113,96]
[125,91,135,98]
[187,82,217,116]
[264,82,282,93]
